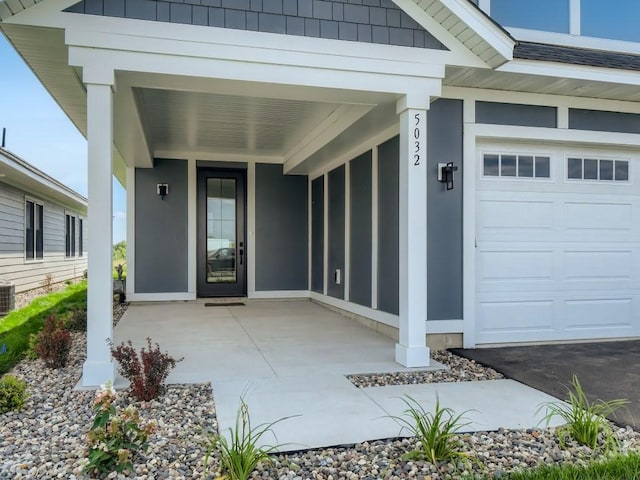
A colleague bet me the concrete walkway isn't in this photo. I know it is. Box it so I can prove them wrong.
[115,300,564,451]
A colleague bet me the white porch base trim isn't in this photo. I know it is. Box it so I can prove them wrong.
[395,344,431,368]
[249,290,311,299]
[82,360,115,388]
[127,292,196,302]
[426,320,464,334]
[309,291,399,329]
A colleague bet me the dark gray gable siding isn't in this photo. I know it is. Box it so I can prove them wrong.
[66,0,445,49]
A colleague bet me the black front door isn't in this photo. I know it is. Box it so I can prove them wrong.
[197,168,246,297]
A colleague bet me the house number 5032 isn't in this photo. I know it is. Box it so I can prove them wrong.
[413,113,421,166]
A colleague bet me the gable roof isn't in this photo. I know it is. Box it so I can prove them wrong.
[514,41,640,72]
[0,146,87,212]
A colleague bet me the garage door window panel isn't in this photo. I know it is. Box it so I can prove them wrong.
[483,153,551,179]
[616,161,629,181]
[567,157,629,182]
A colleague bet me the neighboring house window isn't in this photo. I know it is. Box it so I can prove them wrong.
[25,200,44,261]
[65,214,77,257]
[78,218,83,257]
[567,157,629,181]
[483,153,551,178]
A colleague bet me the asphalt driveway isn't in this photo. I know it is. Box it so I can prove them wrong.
[450,340,640,429]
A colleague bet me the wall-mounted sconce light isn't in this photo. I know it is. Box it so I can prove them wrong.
[437,162,459,191]
[157,183,169,200]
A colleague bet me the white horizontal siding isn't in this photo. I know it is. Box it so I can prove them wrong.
[0,183,88,293]
[0,184,24,253]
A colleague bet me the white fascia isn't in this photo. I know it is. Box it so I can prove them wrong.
[443,86,640,115]
[498,59,640,88]
[508,27,640,56]
[394,0,513,68]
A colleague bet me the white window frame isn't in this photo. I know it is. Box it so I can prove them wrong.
[565,155,631,184]
[25,197,44,263]
[480,151,554,181]
[64,212,78,259]
[78,217,84,258]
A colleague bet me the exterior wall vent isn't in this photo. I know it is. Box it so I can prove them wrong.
[0,281,16,316]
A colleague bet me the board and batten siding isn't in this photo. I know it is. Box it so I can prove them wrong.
[0,182,87,293]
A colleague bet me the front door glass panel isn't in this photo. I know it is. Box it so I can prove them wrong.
[206,178,237,284]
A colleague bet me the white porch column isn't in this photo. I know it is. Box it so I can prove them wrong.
[395,95,430,367]
[82,74,115,387]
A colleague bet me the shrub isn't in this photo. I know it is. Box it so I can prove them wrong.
[204,398,292,480]
[0,374,28,414]
[62,306,87,332]
[84,383,156,475]
[41,273,54,292]
[110,338,182,402]
[389,395,472,464]
[538,375,629,452]
[34,316,72,368]
[25,333,39,360]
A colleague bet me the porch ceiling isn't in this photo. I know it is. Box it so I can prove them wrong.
[135,88,345,160]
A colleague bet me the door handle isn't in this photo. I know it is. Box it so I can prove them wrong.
[239,242,244,266]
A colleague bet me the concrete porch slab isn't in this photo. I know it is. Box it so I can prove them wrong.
[113,299,566,451]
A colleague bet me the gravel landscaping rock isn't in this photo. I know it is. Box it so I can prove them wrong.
[1,317,639,479]
[347,351,504,388]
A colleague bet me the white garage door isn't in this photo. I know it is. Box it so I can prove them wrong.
[476,143,640,345]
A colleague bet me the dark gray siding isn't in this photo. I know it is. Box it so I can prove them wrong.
[569,109,640,134]
[255,164,308,291]
[311,176,324,293]
[349,151,372,308]
[66,0,445,49]
[135,159,188,293]
[327,165,345,299]
[377,136,399,316]
[476,101,557,128]
[427,99,463,321]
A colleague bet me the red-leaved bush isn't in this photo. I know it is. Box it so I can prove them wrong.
[35,316,72,368]
[110,338,182,401]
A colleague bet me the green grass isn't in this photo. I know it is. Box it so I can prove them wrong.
[0,281,86,374]
[505,453,640,479]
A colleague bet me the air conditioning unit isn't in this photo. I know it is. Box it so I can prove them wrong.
[0,281,15,316]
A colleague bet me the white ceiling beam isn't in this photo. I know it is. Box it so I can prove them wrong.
[283,104,374,174]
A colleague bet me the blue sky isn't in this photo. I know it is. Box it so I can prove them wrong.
[0,34,126,243]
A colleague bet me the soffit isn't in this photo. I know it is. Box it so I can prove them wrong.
[445,65,640,102]
[406,0,514,68]
[0,0,44,21]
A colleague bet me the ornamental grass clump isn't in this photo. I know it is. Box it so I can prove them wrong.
[538,374,629,453]
[389,395,473,465]
[110,337,182,402]
[204,398,293,480]
[84,382,157,475]
[33,315,72,368]
[0,374,28,414]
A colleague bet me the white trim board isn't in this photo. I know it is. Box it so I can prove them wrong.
[249,290,311,299]
[127,292,196,302]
